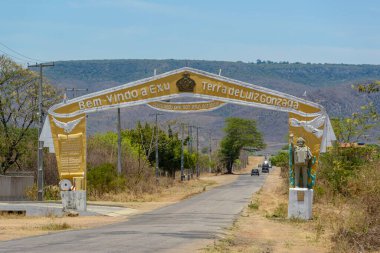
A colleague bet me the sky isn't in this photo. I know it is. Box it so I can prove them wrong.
[1,0,380,65]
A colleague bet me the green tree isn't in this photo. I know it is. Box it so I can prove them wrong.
[87,163,126,196]
[331,102,378,143]
[156,125,182,177]
[353,80,380,94]
[0,56,58,174]
[220,118,265,174]
[270,151,289,169]
[124,122,195,177]
[329,81,378,143]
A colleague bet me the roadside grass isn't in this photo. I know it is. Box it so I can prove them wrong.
[315,153,380,252]
[265,203,287,219]
[0,215,123,242]
[204,237,235,253]
[26,184,61,201]
[88,178,217,203]
[248,198,259,210]
[204,221,241,253]
[40,222,71,231]
[0,211,26,218]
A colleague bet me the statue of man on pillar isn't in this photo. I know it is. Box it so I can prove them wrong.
[289,135,313,188]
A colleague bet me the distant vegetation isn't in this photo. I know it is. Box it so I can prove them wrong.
[45,59,380,88]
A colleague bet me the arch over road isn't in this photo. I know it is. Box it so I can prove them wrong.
[40,67,336,188]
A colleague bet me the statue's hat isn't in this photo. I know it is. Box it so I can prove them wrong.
[297,137,305,143]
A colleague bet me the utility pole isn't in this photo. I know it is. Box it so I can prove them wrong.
[212,138,220,172]
[208,130,212,173]
[117,108,122,175]
[28,62,54,201]
[64,88,88,99]
[190,125,200,177]
[150,112,163,179]
[196,126,199,177]
[188,125,193,177]
[188,125,192,152]
[180,123,185,181]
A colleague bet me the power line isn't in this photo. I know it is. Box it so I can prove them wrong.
[0,41,46,62]
[0,48,28,64]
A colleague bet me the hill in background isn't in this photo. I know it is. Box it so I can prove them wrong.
[43,59,380,153]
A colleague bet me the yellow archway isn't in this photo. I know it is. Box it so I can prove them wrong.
[40,67,336,190]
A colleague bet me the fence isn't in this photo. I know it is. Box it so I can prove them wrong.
[0,174,34,201]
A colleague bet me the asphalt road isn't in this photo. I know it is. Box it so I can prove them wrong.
[0,173,267,253]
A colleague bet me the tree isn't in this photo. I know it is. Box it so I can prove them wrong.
[331,81,380,143]
[353,80,380,94]
[331,102,378,143]
[220,118,265,174]
[124,122,195,177]
[0,56,58,174]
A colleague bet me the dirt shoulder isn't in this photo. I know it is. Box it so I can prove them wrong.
[0,215,122,241]
[203,166,331,253]
[0,157,262,242]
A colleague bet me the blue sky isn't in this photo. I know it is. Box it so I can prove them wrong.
[1,0,380,65]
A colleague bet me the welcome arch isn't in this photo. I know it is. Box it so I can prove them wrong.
[41,67,336,190]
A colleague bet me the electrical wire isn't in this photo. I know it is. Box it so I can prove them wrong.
[0,41,46,62]
[0,49,27,64]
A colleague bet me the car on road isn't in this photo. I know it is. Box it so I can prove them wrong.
[261,160,270,173]
[251,168,260,176]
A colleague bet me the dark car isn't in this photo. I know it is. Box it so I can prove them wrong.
[261,160,270,173]
[251,168,260,176]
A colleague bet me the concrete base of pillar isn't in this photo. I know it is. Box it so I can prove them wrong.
[288,188,313,220]
[60,190,87,212]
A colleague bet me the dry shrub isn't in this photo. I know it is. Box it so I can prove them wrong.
[317,158,380,252]
[25,184,60,201]
[98,177,176,202]
[87,133,164,200]
[331,161,380,252]
[41,222,71,230]
[25,184,38,200]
